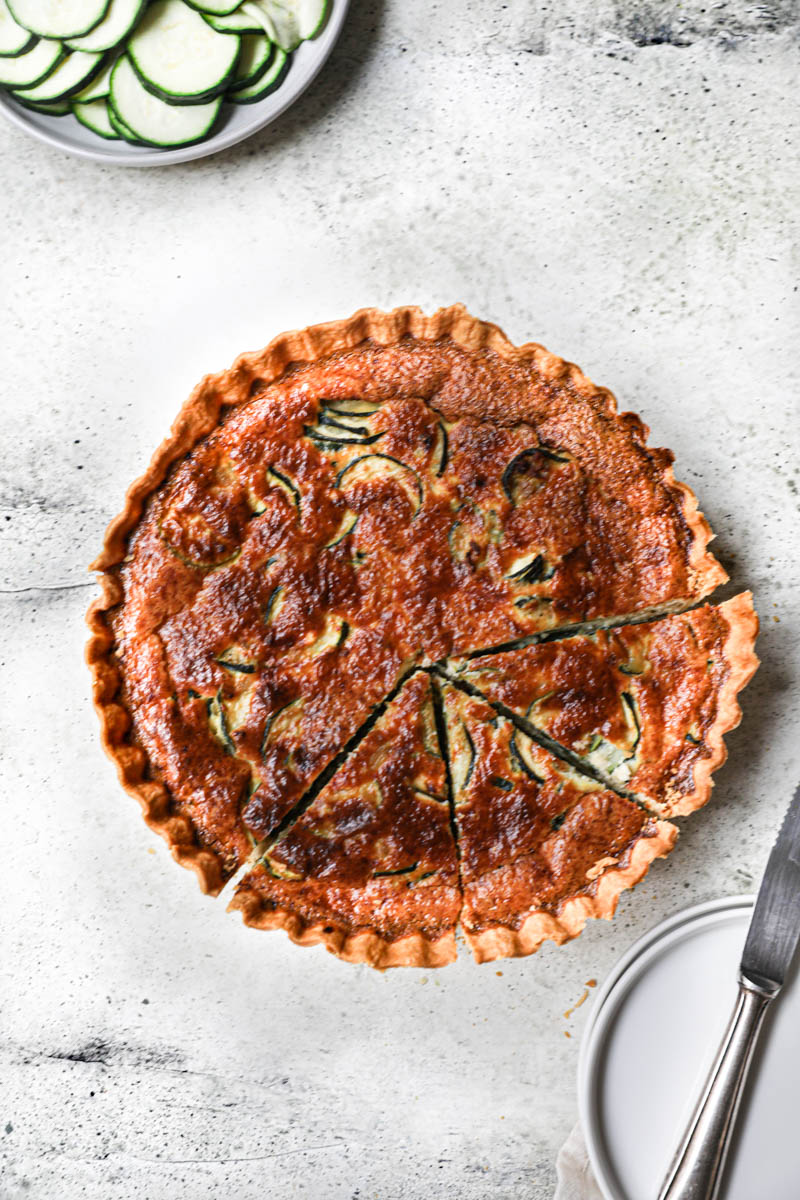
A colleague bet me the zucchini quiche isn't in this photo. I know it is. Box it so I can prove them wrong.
[87,305,758,968]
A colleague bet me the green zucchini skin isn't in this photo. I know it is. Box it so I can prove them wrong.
[226,44,286,101]
[73,95,119,135]
[1,0,325,149]
[109,92,224,148]
[106,97,145,141]
[335,454,424,515]
[130,52,238,105]
[230,31,272,89]
[213,658,256,674]
[0,39,66,88]
[184,0,242,15]
[14,94,70,113]
[323,511,358,548]
[509,729,545,783]
[501,446,568,504]
[433,421,448,476]
[507,554,545,585]
[126,0,240,104]
[266,465,301,514]
[203,8,263,32]
[0,0,36,57]
[65,0,148,52]
[7,0,111,40]
[305,428,386,449]
[13,49,107,104]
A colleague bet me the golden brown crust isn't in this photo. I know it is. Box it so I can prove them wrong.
[86,304,732,946]
[664,591,759,816]
[228,885,458,969]
[88,303,725,578]
[464,820,678,964]
[458,591,759,821]
[87,579,228,895]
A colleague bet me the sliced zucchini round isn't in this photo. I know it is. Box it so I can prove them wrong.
[0,36,63,86]
[110,54,222,146]
[0,0,36,57]
[185,0,242,14]
[324,400,382,417]
[72,54,113,98]
[128,0,239,103]
[230,31,272,89]
[305,426,384,449]
[13,48,104,103]
[323,510,358,548]
[72,95,118,136]
[501,446,568,505]
[65,0,146,52]
[336,454,424,517]
[106,96,143,140]
[6,0,110,39]
[13,94,69,113]
[203,7,262,31]
[294,0,328,39]
[431,421,448,476]
[265,465,301,515]
[242,0,326,51]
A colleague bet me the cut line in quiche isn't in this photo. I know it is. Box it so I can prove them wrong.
[87,304,757,966]
[437,682,678,963]
[447,593,759,820]
[231,672,461,968]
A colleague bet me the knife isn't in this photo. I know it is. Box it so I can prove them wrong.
[658,781,800,1200]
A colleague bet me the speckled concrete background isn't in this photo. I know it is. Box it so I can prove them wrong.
[1,3,799,1197]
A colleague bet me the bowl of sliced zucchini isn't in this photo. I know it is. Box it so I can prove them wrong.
[0,0,349,164]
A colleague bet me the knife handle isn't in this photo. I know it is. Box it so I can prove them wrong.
[657,977,774,1200]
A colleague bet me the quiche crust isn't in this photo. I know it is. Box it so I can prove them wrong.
[464,818,678,964]
[229,882,458,969]
[86,305,743,960]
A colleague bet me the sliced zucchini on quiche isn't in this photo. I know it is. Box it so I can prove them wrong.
[449,593,758,819]
[232,672,461,967]
[336,454,423,518]
[437,681,677,962]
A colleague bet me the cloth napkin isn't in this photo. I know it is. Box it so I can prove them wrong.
[553,1121,605,1199]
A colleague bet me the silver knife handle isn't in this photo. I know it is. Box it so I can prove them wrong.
[658,977,774,1200]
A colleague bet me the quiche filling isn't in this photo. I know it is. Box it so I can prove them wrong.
[88,306,758,968]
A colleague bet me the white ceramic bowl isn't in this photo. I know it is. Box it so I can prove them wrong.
[0,1,351,167]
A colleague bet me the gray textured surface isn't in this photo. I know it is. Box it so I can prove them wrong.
[1,2,799,1197]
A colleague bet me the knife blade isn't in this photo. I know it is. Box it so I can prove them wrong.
[740,779,800,994]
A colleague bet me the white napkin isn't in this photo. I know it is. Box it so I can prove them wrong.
[554,1121,605,1199]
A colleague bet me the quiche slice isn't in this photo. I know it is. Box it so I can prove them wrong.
[230,672,461,967]
[438,682,678,962]
[449,593,758,818]
[100,614,410,893]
